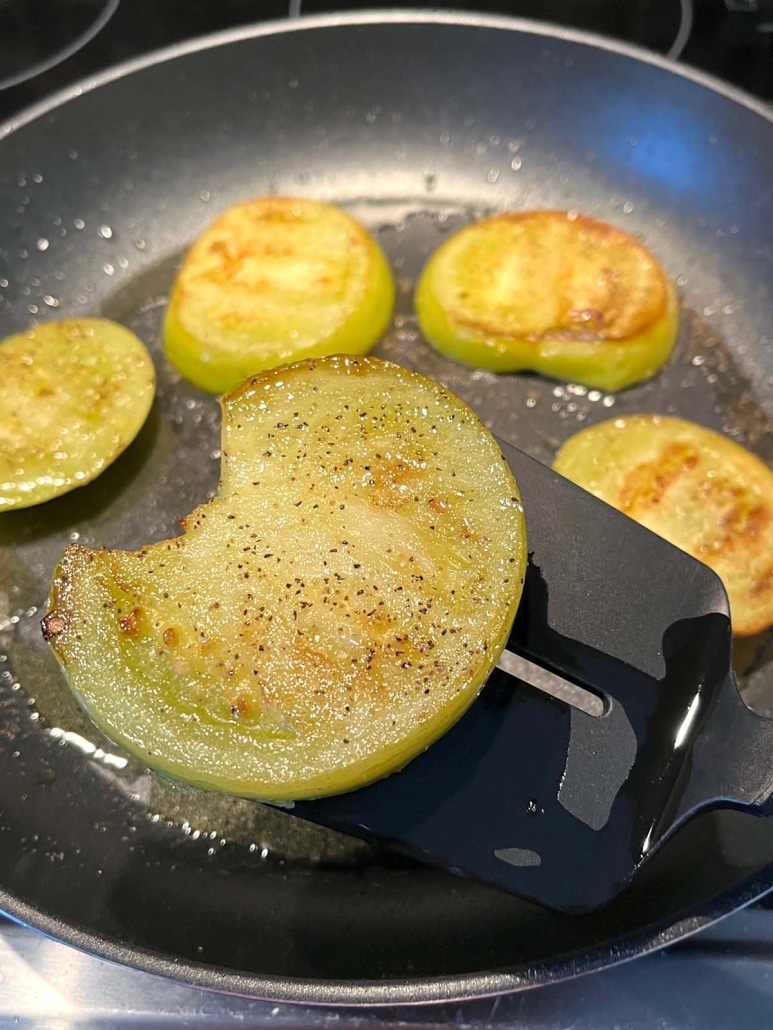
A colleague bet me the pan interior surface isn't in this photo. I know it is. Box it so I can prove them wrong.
[0,13,772,1004]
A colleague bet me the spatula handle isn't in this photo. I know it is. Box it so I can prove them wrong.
[668,672,773,832]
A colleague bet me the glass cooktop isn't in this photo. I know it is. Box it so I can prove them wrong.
[1,0,773,122]
[0,1,772,1026]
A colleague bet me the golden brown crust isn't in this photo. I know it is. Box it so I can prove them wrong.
[553,415,773,636]
[440,210,672,344]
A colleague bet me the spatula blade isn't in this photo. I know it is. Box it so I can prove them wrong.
[291,442,734,913]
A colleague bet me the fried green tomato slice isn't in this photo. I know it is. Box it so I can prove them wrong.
[0,319,155,511]
[44,355,527,800]
[163,197,396,393]
[415,210,679,391]
[553,415,773,636]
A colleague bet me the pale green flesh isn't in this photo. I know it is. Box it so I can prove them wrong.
[46,356,527,800]
[0,319,156,510]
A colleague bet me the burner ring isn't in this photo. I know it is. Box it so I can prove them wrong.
[669,0,694,60]
[0,0,120,92]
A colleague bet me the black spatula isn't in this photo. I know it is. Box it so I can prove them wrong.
[288,440,773,914]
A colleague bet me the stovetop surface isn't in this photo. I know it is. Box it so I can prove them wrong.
[1,1,772,1025]
[2,0,773,123]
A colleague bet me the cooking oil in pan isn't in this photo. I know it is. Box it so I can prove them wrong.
[0,200,771,872]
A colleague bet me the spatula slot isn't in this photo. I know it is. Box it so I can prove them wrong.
[496,648,606,718]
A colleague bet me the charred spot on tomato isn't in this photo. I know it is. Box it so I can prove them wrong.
[41,611,68,642]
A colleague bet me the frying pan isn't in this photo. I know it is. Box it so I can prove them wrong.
[1,11,772,1006]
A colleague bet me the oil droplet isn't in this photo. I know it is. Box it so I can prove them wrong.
[199,189,211,202]
[103,263,115,276]
[486,169,500,183]
[43,295,59,307]
[36,238,49,251]
[98,225,113,240]
[510,157,522,171]
[74,218,85,230]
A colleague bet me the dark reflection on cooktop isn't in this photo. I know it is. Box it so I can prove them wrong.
[0,0,289,119]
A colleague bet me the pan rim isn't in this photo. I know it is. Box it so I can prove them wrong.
[1,870,771,1005]
[2,8,773,142]
[2,7,773,1006]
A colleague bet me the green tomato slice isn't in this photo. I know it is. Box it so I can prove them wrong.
[164,197,396,393]
[0,319,155,511]
[553,414,773,637]
[415,210,679,392]
[44,355,527,801]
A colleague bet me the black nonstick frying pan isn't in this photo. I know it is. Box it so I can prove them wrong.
[1,11,772,1006]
